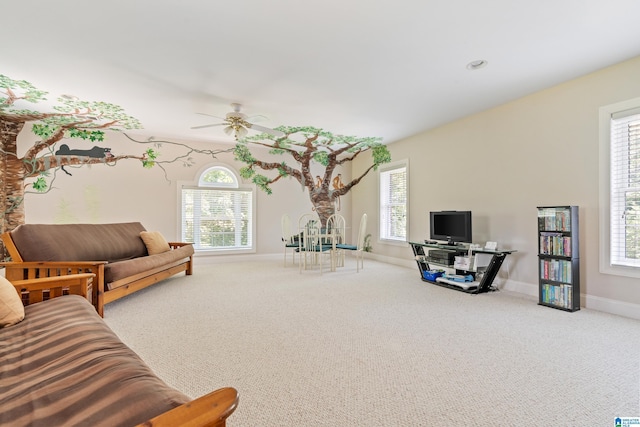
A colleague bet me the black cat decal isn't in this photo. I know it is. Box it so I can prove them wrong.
[55,144,114,158]
[55,144,115,176]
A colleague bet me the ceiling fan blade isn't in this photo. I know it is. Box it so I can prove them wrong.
[248,123,285,138]
[247,114,268,123]
[195,112,225,120]
[193,103,281,139]
[191,123,225,130]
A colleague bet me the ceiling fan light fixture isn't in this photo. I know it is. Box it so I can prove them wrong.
[226,111,247,120]
[192,103,281,140]
[466,59,488,70]
[237,126,248,139]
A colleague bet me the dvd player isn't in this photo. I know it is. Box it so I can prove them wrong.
[428,249,457,263]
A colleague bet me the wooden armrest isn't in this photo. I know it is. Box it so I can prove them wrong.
[1,262,105,314]
[12,273,95,289]
[0,260,108,268]
[168,242,192,248]
[11,273,95,305]
[1,261,106,282]
[136,387,239,427]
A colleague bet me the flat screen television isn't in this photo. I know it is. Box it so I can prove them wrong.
[429,211,472,245]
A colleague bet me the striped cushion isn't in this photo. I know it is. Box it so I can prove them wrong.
[0,295,189,426]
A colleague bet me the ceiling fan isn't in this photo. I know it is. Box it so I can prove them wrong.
[191,103,284,140]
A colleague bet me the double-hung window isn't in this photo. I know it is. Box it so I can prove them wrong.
[599,98,640,277]
[379,160,408,243]
[180,165,255,253]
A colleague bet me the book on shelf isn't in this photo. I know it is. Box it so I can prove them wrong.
[540,259,572,283]
[539,233,572,256]
[541,283,573,309]
[538,208,572,232]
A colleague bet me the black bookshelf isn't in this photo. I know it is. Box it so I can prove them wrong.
[537,206,580,312]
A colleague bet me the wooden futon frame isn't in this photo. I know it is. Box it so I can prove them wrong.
[1,273,238,427]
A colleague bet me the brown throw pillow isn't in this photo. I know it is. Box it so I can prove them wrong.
[140,231,171,255]
[0,276,25,328]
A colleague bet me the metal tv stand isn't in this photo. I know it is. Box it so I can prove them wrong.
[409,241,517,294]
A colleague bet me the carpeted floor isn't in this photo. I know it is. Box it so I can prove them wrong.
[104,257,640,426]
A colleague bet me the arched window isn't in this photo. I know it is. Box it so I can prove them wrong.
[199,166,238,187]
[180,165,255,252]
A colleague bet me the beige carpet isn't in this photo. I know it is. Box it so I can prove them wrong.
[104,257,640,426]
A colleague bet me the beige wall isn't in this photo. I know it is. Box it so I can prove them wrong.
[352,55,640,314]
[19,55,640,315]
[21,133,351,256]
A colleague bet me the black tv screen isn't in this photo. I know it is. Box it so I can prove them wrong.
[430,211,472,244]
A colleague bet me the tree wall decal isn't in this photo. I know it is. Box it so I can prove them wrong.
[0,74,228,258]
[234,126,391,226]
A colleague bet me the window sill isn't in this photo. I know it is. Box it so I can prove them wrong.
[194,248,256,256]
[600,262,640,279]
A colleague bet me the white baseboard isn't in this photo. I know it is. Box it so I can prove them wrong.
[194,252,280,264]
[361,251,415,269]
[501,279,538,298]
[583,294,640,320]
[397,256,640,320]
[496,278,640,320]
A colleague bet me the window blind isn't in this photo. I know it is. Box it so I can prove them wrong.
[380,165,407,241]
[181,187,253,250]
[610,109,640,266]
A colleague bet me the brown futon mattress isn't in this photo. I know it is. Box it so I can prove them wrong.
[0,295,189,426]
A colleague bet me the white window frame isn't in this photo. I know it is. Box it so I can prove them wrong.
[599,97,640,278]
[179,164,256,254]
[379,159,408,245]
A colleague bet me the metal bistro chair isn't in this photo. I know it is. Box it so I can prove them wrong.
[281,213,299,267]
[314,221,335,274]
[299,216,333,273]
[326,213,346,268]
[297,213,317,272]
[336,213,367,272]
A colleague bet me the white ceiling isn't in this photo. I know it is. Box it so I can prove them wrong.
[3,1,640,145]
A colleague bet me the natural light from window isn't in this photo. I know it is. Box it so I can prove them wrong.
[181,165,254,253]
[379,161,408,243]
[599,98,640,277]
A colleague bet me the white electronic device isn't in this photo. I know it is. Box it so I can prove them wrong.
[484,241,497,250]
[435,277,479,290]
